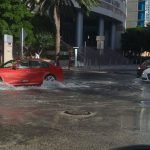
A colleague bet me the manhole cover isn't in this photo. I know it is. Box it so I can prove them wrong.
[60,110,96,118]
[64,110,91,116]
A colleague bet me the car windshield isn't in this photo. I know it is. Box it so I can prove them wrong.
[0,60,15,68]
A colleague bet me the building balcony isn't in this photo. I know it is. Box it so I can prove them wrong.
[72,0,126,24]
[91,0,126,23]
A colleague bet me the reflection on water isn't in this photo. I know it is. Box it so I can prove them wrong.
[139,107,150,131]
[1,102,150,133]
[0,72,149,133]
[119,78,150,132]
[0,80,115,92]
[141,85,150,100]
[0,106,39,125]
[120,106,150,132]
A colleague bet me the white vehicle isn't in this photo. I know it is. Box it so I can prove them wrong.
[141,68,150,82]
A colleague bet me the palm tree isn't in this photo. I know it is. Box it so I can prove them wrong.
[24,0,99,66]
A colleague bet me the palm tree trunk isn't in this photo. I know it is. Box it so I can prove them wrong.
[54,5,60,66]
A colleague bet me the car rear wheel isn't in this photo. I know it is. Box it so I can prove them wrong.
[45,75,56,82]
[0,77,3,82]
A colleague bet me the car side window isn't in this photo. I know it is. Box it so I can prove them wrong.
[40,62,49,68]
[18,61,29,68]
[29,61,41,68]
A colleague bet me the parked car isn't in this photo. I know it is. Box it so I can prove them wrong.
[137,59,150,77]
[0,59,63,86]
[141,68,150,82]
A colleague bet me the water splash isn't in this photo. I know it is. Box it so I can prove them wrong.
[132,78,142,86]
[64,82,90,88]
[41,80,66,89]
[0,78,118,91]
[0,81,66,91]
[0,82,15,91]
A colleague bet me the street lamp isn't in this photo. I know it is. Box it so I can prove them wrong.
[96,36,105,71]
[73,47,79,67]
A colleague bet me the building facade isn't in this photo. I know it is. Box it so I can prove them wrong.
[145,0,150,25]
[138,0,145,26]
[126,0,138,28]
[61,0,127,50]
[126,0,150,28]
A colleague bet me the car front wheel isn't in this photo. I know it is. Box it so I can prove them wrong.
[44,75,56,82]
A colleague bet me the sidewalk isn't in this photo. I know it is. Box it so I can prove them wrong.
[97,64,137,71]
[60,60,137,71]
[63,65,137,71]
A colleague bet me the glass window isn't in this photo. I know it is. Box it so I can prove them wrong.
[29,61,41,68]
[40,62,49,68]
[2,62,12,68]
[0,60,15,68]
[138,1,145,11]
[18,60,29,68]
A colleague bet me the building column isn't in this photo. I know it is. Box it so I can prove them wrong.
[76,9,83,48]
[98,16,104,36]
[111,22,116,50]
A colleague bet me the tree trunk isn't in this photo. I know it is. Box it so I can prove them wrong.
[54,5,61,66]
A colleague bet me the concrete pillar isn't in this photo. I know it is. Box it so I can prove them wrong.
[116,23,124,49]
[98,17,104,36]
[111,22,116,50]
[76,9,83,48]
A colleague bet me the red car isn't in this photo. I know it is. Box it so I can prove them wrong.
[0,59,63,86]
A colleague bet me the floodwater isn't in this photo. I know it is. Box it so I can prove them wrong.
[0,70,149,150]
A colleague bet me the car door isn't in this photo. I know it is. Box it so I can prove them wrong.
[2,60,31,85]
[28,60,48,84]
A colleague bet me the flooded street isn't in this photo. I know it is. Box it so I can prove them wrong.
[0,70,150,150]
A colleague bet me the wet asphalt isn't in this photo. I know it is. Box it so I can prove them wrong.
[0,70,149,150]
